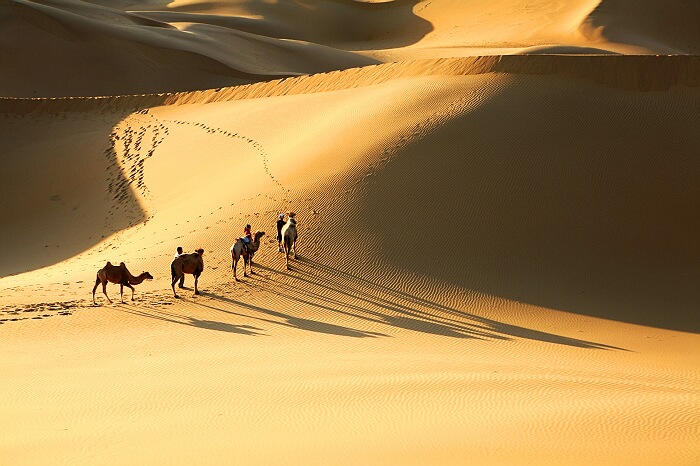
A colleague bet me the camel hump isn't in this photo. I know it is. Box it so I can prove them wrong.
[105,261,112,266]
[119,262,126,266]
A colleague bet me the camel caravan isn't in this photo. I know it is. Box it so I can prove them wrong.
[91,212,299,305]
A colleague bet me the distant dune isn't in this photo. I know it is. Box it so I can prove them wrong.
[3,0,699,97]
[1,1,699,465]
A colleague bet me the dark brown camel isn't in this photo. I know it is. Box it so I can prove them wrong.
[92,262,153,305]
[230,231,265,281]
[171,248,204,298]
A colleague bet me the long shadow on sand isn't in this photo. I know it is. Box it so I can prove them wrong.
[114,289,386,338]
[118,302,265,336]
[197,295,387,339]
[240,258,623,350]
[112,262,622,349]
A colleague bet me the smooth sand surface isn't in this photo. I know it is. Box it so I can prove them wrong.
[1,1,699,464]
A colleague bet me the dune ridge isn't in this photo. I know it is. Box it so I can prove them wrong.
[2,54,698,115]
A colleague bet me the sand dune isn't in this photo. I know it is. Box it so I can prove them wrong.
[1,0,378,97]
[581,0,700,54]
[1,0,699,464]
[3,0,700,97]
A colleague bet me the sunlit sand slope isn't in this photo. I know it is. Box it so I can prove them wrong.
[405,0,700,56]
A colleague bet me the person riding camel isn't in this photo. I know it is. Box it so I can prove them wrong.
[242,224,252,253]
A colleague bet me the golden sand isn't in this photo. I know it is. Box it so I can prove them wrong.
[1,1,699,464]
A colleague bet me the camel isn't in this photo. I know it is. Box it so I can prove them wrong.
[230,231,265,281]
[171,248,204,298]
[281,213,298,269]
[92,262,153,305]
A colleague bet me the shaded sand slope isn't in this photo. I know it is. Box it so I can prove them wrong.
[581,0,700,54]
[1,56,699,464]
[0,108,149,276]
[0,0,378,97]
[134,0,433,51]
[359,73,700,332]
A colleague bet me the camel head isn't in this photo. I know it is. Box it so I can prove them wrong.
[195,248,204,256]
[254,231,266,241]
[143,272,154,280]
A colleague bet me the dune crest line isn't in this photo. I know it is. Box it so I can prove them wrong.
[1,55,697,115]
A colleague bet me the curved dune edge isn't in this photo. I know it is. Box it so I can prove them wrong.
[1,55,698,114]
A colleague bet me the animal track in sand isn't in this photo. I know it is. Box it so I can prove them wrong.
[107,110,292,231]
[0,289,195,326]
[0,300,81,324]
[148,113,289,197]
[105,111,169,228]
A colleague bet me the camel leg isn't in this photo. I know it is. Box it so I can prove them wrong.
[232,250,240,282]
[171,276,180,298]
[284,245,290,270]
[92,276,100,305]
[293,239,297,259]
[102,282,112,304]
[124,283,135,301]
[194,275,199,295]
[243,254,248,277]
[249,253,255,275]
[119,284,125,304]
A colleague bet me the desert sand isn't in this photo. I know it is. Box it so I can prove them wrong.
[1,0,699,464]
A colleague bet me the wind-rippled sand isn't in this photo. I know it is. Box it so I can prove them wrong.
[1,0,699,464]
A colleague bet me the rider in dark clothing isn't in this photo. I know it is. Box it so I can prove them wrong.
[276,214,286,252]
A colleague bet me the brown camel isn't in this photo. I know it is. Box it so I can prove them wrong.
[171,248,204,298]
[230,231,265,281]
[281,213,298,269]
[92,262,153,305]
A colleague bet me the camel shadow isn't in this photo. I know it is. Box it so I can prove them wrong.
[115,259,624,349]
[249,260,625,350]
[116,288,385,338]
[118,302,264,336]
[199,292,386,339]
